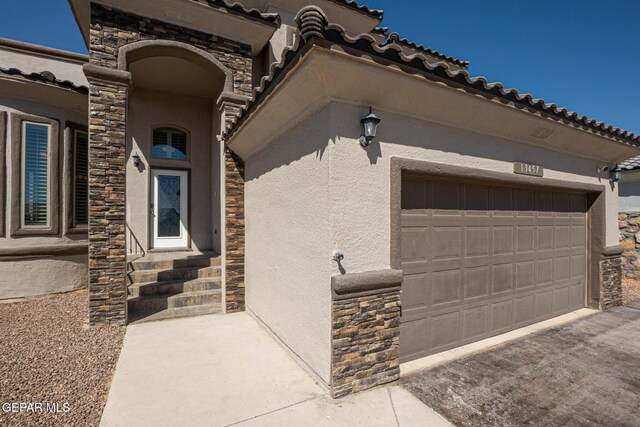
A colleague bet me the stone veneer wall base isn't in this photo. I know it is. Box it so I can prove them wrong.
[330,270,403,398]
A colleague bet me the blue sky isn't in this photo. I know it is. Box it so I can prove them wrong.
[1,0,638,134]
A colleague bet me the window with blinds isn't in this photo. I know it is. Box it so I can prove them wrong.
[74,131,88,227]
[152,128,188,160]
[22,122,50,227]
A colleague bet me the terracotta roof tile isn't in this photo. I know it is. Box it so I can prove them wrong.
[328,0,383,20]
[381,32,469,69]
[200,0,281,25]
[224,9,640,148]
[621,156,640,171]
[0,67,88,93]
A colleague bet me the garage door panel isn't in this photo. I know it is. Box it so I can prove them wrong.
[466,227,490,257]
[462,306,488,341]
[514,295,535,325]
[401,228,428,262]
[554,256,571,281]
[534,291,554,318]
[516,261,535,290]
[555,226,571,249]
[432,227,462,260]
[492,263,514,294]
[536,258,554,286]
[400,178,587,362]
[553,287,570,312]
[401,274,428,310]
[490,299,514,332]
[493,227,515,255]
[464,266,490,299]
[430,311,460,351]
[432,270,462,305]
[399,320,427,362]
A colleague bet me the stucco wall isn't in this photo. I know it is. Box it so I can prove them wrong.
[0,96,88,299]
[619,173,640,213]
[127,88,218,253]
[245,106,332,383]
[328,103,619,279]
[0,254,88,300]
[244,101,620,383]
[0,47,87,87]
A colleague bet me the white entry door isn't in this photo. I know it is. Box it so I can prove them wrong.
[151,169,189,249]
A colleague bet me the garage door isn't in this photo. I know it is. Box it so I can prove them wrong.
[399,178,587,362]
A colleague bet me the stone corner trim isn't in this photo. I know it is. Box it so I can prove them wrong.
[330,269,403,398]
[600,245,623,311]
[619,212,640,279]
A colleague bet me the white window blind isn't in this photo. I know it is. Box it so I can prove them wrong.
[74,131,88,226]
[22,122,50,227]
[152,128,187,160]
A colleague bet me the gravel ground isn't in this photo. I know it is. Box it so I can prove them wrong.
[0,290,125,426]
[622,277,640,305]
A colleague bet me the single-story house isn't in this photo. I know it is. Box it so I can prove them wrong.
[1,0,639,398]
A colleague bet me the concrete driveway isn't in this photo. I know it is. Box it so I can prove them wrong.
[99,312,450,427]
[402,306,640,426]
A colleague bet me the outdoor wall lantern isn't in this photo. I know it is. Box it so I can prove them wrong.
[610,164,622,183]
[132,152,141,168]
[360,106,381,147]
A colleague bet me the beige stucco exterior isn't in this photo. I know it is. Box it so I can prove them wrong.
[0,49,88,299]
[619,170,640,213]
[245,106,333,383]
[126,88,222,255]
[238,46,637,386]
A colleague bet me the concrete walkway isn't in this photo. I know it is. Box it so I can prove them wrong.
[100,313,450,427]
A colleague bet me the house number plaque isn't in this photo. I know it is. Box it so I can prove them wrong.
[514,162,543,177]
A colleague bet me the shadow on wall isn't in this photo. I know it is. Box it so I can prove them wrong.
[244,103,611,182]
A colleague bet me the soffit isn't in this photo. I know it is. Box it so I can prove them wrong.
[227,48,640,163]
[69,0,278,54]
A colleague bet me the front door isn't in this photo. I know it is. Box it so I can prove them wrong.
[151,169,189,249]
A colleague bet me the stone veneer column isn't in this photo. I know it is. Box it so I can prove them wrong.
[221,95,248,312]
[619,212,640,278]
[600,247,624,311]
[84,64,131,325]
[330,270,403,398]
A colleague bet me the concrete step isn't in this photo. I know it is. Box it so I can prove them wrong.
[129,265,221,284]
[128,303,223,324]
[128,289,222,314]
[131,254,220,272]
[128,277,221,298]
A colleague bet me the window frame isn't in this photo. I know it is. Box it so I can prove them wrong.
[10,113,59,237]
[64,121,88,235]
[21,121,52,229]
[151,126,190,162]
[73,129,89,229]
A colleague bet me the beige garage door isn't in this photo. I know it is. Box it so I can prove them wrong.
[400,178,587,363]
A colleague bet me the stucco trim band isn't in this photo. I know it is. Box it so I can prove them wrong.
[82,64,132,86]
[0,243,88,258]
[331,269,403,300]
[603,245,624,257]
[117,40,234,94]
[10,113,60,237]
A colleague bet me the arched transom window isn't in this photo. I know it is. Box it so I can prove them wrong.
[152,127,188,160]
